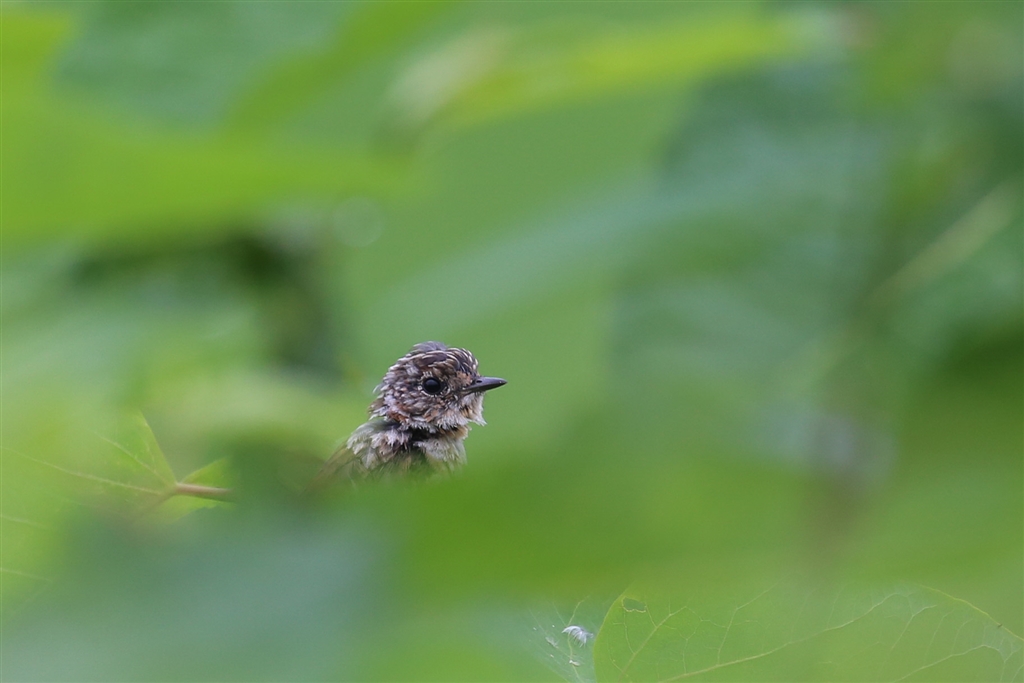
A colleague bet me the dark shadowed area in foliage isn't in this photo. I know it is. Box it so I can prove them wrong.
[2,2,1021,681]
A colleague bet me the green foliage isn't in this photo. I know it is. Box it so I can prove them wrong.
[596,583,1022,682]
[1,1,1021,680]
[527,595,613,683]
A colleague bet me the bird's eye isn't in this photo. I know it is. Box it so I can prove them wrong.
[422,377,443,395]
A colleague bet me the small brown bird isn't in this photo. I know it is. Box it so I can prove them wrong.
[312,342,506,484]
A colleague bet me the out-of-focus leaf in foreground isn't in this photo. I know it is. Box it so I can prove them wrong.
[527,595,615,683]
[1,412,233,615]
[0,516,383,682]
[595,583,1023,682]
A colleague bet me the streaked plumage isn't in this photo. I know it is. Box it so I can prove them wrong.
[311,342,505,485]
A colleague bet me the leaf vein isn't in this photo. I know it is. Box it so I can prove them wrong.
[94,432,172,484]
[662,591,905,681]
[8,448,167,496]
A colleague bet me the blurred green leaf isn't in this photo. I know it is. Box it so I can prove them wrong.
[1,10,401,249]
[0,94,398,248]
[57,2,350,126]
[595,583,1023,682]
[0,516,385,682]
[229,1,456,133]
[154,458,234,522]
[527,595,613,683]
[1,411,234,611]
[389,10,825,131]
[6,412,175,518]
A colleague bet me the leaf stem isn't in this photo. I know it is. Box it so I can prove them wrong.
[173,482,234,502]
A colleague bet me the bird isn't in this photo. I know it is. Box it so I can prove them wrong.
[310,341,506,486]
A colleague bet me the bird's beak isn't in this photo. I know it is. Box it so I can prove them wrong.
[466,376,507,393]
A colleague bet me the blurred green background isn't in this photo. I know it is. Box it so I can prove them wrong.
[2,2,1021,681]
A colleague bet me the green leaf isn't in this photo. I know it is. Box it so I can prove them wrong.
[0,517,384,682]
[56,2,350,126]
[10,412,176,512]
[0,90,398,248]
[2,411,170,613]
[1,8,401,250]
[594,583,1023,682]
[228,1,456,132]
[1,410,236,612]
[388,10,821,132]
[153,458,234,522]
[528,595,614,683]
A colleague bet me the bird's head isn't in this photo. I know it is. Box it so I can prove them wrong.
[370,342,506,432]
